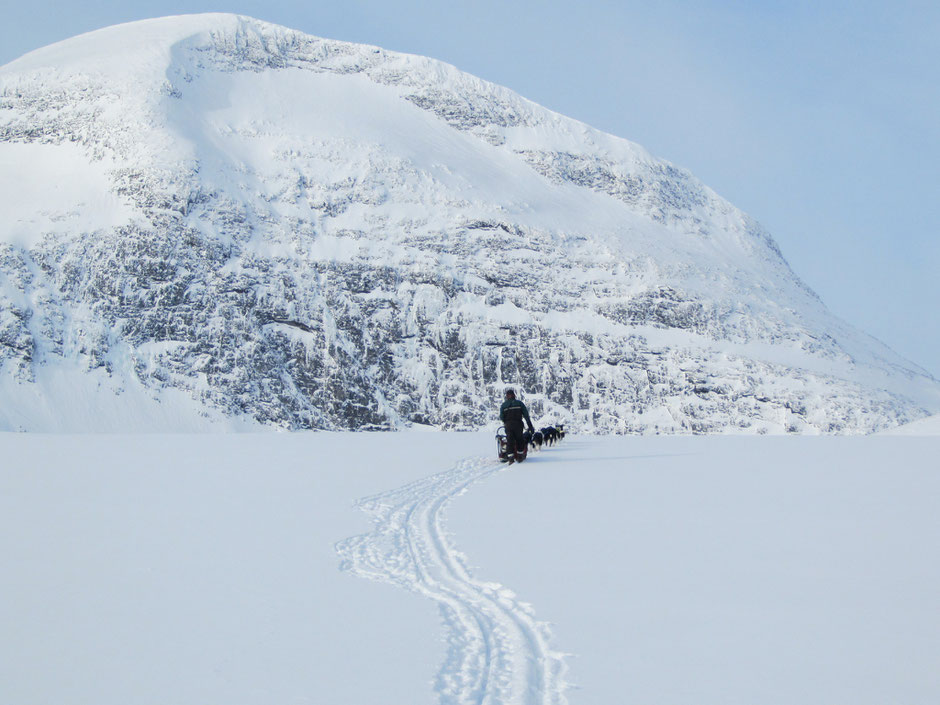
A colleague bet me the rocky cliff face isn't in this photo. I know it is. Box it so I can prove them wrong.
[1,14,936,432]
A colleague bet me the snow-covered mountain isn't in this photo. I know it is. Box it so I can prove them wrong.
[1,13,937,432]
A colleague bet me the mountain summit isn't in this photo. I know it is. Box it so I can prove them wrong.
[1,14,936,432]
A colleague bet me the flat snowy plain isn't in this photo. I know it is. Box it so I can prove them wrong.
[2,428,939,704]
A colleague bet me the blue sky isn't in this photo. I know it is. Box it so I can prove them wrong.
[3,0,938,377]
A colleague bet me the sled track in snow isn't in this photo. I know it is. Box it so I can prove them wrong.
[336,457,568,705]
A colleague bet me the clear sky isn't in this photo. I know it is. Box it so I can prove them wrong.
[3,0,938,377]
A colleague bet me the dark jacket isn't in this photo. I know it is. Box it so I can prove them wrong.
[500,398,534,432]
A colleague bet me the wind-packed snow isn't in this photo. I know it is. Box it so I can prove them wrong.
[2,431,938,704]
[1,13,938,433]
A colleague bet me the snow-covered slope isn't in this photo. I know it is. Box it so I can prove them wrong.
[1,14,937,432]
[879,413,940,436]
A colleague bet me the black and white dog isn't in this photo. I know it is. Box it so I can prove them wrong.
[529,430,544,450]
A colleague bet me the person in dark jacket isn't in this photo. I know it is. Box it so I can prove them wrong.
[500,388,535,464]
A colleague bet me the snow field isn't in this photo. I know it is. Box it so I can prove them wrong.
[2,431,939,704]
[450,435,940,704]
[337,456,566,704]
[0,432,484,705]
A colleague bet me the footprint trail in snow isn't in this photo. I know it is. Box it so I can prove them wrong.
[336,457,568,705]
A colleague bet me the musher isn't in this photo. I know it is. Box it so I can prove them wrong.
[499,387,535,464]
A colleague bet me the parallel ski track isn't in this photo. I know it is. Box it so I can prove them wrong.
[336,457,568,705]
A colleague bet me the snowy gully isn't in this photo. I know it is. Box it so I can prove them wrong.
[336,458,568,705]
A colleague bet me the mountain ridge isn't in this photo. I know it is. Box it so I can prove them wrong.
[1,14,937,433]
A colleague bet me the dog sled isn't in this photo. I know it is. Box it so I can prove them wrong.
[496,424,565,462]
